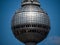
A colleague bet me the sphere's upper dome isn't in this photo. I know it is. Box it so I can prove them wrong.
[12,5,50,27]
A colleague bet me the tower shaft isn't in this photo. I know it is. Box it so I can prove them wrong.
[26,42,36,45]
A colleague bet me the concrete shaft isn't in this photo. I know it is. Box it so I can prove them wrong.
[25,42,36,45]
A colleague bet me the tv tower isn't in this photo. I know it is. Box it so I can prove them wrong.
[11,0,50,45]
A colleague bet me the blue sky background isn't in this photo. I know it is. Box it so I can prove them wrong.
[0,0,60,45]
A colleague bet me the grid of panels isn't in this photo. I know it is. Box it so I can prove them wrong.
[12,12,50,26]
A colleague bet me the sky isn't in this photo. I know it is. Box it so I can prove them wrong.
[0,0,60,45]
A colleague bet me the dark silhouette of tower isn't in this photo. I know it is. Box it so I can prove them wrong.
[11,0,50,45]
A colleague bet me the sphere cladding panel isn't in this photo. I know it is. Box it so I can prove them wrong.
[12,12,50,26]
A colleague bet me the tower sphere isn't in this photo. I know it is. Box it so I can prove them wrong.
[11,0,50,45]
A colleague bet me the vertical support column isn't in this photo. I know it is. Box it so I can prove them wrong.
[25,42,36,45]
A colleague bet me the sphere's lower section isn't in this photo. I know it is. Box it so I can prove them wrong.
[18,32,48,43]
[12,24,50,44]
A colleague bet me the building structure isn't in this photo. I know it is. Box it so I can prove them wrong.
[11,0,50,45]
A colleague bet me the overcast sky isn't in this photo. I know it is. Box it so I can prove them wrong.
[0,0,60,45]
